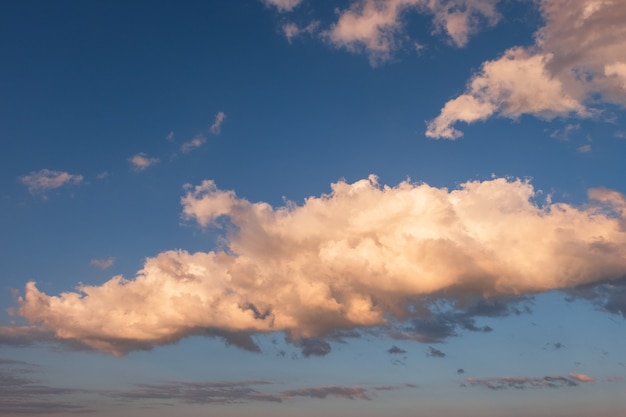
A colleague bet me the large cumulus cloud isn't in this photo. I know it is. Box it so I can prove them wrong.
[7,175,626,354]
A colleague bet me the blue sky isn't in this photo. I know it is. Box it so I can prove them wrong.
[1,0,626,416]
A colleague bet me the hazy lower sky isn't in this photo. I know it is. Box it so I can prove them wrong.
[1,1,625,416]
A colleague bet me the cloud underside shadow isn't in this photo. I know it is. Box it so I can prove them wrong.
[2,175,626,355]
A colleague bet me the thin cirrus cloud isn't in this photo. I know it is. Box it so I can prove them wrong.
[90,257,114,270]
[4,175,626,355]
[181,134,207,153]
[262,0,303,13]
[19,169,83,196]
[466,372,595,390]
[128,152,159,171]
[210,111,226,135]
[426,0,626,138]
[0,359,94,415]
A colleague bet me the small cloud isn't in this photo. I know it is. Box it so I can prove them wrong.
[577,144,592,153]
[568,373,594,383]
[19,169,83,196]
[294,338,332,357]
[426,346,446,358]
[262,0,302,12]
[387,345,407,355]
[210,111,226,135]
[96,171,109,180]
[550,124,581,141]
[166,131,175,142]
[282,21,319,43]
[181,135,206,153]
[90,258,114,270]
[129,153,159,171]
[457,368,465,375]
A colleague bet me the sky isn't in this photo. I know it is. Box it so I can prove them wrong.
[1,0,626,415]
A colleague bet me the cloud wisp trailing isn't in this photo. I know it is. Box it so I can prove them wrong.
[19,169,83,196]
[427,0,626,138]
[210,111,226,135]
[5,175,626,355]
[90,257,115,270]
[466,372,595,390]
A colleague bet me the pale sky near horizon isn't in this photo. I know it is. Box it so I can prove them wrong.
[1,1,626,416]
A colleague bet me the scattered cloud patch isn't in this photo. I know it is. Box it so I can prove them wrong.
[457,368,465,374]
[166,131,175,141]
[426,346,446,358]
[294,338,332,357]
[324,0,500,66]
[129,153,159,171]
[210,111,226,135]
[90,257,114,270]
[387,345,407,355]
[577,144,592,153]
[282,21,319,43]
[181,135,207,153]
[7,176,626,354]
[19,169,83,196]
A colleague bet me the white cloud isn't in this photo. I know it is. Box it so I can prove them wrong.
[428,0,626,138]
[577,144,592,153]
[166,131,175,142]
[325,0,500,65]
[262,0,302,12]
[90,258,114,270]
[10,176,626,355]
[128,153,159,171]
[210,111,226,135]
[181,135,206,153]
[19,169,83,196]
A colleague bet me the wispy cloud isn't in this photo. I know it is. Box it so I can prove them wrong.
[181,134,206,153]
[426,346,446,358]
[427,0,626,138]
[466,372,595,390]
[387,345,407,355]
[108,380,280,404]
[0,358,94,414]
[128,152,159,171]
[210,111,226,135]
[281,386,370,400]
[90,257,114,270]
[282,21,319,43]
[7,175,626,355]
[261,0,302,13]
[19,169,83,196]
